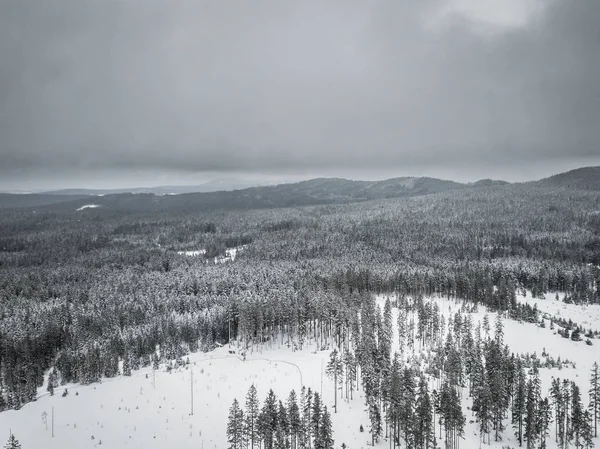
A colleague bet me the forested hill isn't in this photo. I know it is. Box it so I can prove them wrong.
[536,166,600,190]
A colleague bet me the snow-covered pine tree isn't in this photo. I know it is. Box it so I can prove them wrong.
[589,362,599,437]
[4,434,21,449]
[581,410,594,449]
[512,360,527,447]
[368,395,383,446]
[278,399,290,448]
[259,389,279,449]
[414,375,434,449]
[245,384,260,449]
[303,387,313,449]
[325,349,343,413]
[287,390,301,449]
[122,351,132,376]
[318,406,334,449]
[563,379,572,449]
[343,351,356,401]
[551,377,564,447]
[570,382,585,449]
[312,392,322,444]
[537,397,552,449]
[524,372,541,449]
[227,398,245,449]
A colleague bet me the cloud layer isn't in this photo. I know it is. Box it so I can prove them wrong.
[1,0,599,183]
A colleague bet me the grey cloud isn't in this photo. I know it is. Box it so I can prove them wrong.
[0,0,599,182]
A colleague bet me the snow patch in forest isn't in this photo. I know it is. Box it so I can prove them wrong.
[76,204,101,211]
[516,291,600,331]
[177,246,245,263]
[177,249,206,256]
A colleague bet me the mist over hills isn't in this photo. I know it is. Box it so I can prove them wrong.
[0,166,597,211]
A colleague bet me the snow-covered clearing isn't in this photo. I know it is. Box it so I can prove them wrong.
[177,249,206,257]
[76,204,101,211]
[516,291,600,332]
[177,246,245,264]
[0,345,373,449]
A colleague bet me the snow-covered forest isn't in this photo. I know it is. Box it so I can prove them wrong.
[0,181,599,448]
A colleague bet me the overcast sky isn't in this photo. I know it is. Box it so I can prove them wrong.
[1,0,599,190]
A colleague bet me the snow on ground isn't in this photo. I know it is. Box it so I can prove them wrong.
[516,291,600,332]
[376,293,600,449]
[76,204,101,211]
[177,249,207,257]
[214,246,245,264]
[178,246,246,264]
[0,344,372,449]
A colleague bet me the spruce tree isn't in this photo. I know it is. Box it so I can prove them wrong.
[550,377,564,447]
[570,382,585,449]
[537,397,552,449]
[259,389,279,449]
[513,361,527,447]
[368,395,383,446]
[414,376,434,449]
[278,399,290,447]
[245,384,260,449]
[326,349,344,413]
[4,435,21,449]
[288,390,301,449]
[589,362,599,437]
[227,398,245,449]
[318,406,334,449]
[312,392,323,444]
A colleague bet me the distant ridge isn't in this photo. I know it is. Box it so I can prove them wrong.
[0,166,595,211]
[40,179,265,196]
[1,175,499,211]
[536,166,600,191]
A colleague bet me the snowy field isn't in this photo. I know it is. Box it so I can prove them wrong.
[516,291,600,333]
[2,293,599,449]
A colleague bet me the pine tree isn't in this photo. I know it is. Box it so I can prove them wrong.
[581,410,594,449]
[3,435,21,449]
[326,349,344,413]
[524,374,541,449]
[400,367,416,448]
[368,395,383,446]
[303,387,313,449]
[512,361,527,447]
[278,399,290,448]
[288,390,301,449]
[414,376,434,449]
[318,406,334,449]
[312,392,323,444]
[551,377,564,447]
[589,362,599,437]
[245,384,260,449]
[47,369,56,396]
[259,389,279,449]
[123,351,132,376]
[344,351,357,401]
[537,397,552,449]
[227,398,245,449]
[570,382,585,449]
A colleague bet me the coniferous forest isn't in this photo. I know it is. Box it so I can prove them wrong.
[0,178,599,448]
